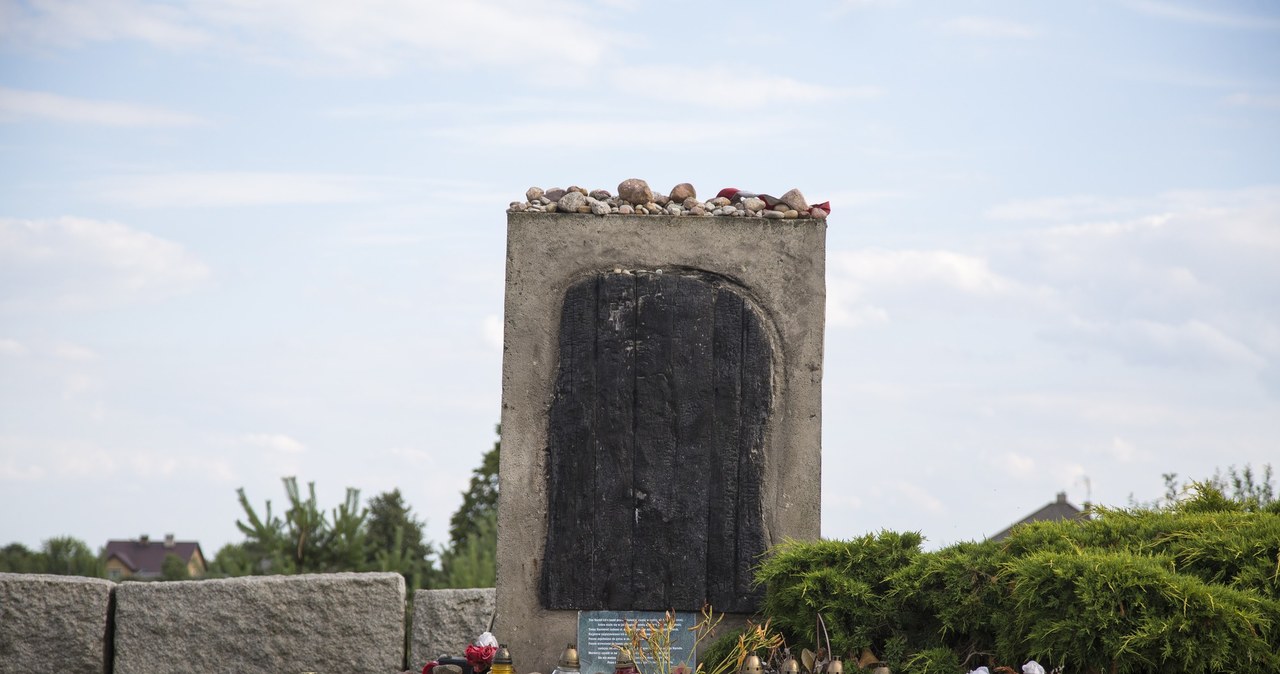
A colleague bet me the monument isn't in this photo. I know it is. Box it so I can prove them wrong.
[495,183,825,671]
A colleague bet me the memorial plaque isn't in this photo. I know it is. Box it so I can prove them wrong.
[577,610,698,674]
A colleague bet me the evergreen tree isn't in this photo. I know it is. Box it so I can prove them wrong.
[366,488,435,588]
[40,536,102,577]
[439,426,500,587]
[438,509,497,588]
[161,553,190,580]
[0,542,43,573]
[448,426,500,550]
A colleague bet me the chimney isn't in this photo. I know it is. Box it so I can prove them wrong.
[164,533,175,548]
[1056,491,1068,504]
[139,534,150,545]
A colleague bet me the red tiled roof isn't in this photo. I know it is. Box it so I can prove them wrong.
[104,538,205,576]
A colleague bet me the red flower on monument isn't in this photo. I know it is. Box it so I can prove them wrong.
[423,661,439,674]
[466,644,498,672]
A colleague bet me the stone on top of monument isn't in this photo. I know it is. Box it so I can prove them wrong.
[508,181,831,218]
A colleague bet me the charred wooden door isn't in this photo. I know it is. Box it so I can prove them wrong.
[540,270,772,612]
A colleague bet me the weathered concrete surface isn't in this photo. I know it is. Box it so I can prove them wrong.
[410,588,495,671]
[496,213,826,670]
[113,572,405,674]
[0,573,115,674]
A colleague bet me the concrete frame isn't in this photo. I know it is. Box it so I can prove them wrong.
[495,213,826,671]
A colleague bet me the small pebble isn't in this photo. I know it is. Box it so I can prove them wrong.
[670,182,696,202]
[780,188,808,212]
[559,191,587,212]
[618,178,653,205]
[508,183,827,219]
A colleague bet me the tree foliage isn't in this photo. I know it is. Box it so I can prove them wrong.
[438,426,500,588]
[161,553,190,581]
[757,471,1280,673]
[366,488,436,588]
[448,425,501,551]
[233,476,368,574]
[0,538,103,577]
[438,508,497,588]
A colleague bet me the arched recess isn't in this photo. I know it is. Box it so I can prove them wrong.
[540,269,773,612]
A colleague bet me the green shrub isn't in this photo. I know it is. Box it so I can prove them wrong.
[755,497,1280,672]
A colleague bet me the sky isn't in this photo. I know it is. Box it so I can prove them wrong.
[1,0,1278,559]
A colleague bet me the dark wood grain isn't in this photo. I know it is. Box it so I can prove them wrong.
[541,270,772,612]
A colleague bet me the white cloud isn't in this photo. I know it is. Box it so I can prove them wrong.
[942,16,1040,39]
[1223,92,1280,110]
[93,172,382,208]
[1045,317,1266,370]
[0,458,46,481]
[389,446,436,468]
[1126,1,1280,30]
[613,65,881,107]
[51,341,98,361]
[892,480,946,514]
[1108,437,1140,463]
[827,249,1030,328]
[430,118,784,150]
[0,338,26,356]
[822,190,909,208]
[985,195,1147,222]
[241,433,307,453]
[999,451,1036,477]
[0,86,205,127]
[0,216,210,310]
[482,314,504,351]
[2,0,618,75]
[0,0,211,49]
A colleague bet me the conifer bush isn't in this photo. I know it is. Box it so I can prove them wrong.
[753,484,1280,673]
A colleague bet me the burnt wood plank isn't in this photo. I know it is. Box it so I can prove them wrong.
[540,276,598,609]
[631,272,678,610]
[668,276,714,609]
[592,273,637,608]
[706,289,744,608]
[542,270,772,612]
[731,301,772,611]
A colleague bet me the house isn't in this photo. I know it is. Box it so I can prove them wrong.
[104,534,207,580]
[990,491,1084,541]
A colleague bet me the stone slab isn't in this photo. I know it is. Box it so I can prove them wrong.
[410,588,495,671]
[0,573,115,674]
[112,572,405,674]
[496,213,826,670]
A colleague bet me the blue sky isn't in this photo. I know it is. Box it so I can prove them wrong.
[2,0,1278,557]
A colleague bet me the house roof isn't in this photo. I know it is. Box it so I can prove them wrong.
[104,536,205,575]
[990,491,1083,541]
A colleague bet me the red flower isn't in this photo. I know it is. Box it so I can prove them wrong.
[465,644,498,672]
[423,661,439,674]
